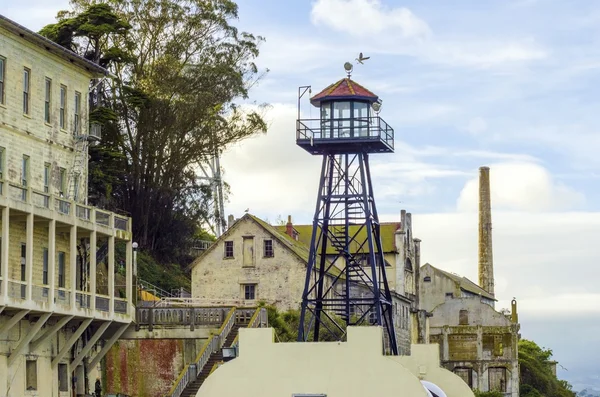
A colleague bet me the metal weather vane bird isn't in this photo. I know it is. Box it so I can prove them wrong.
[355,52,370,64]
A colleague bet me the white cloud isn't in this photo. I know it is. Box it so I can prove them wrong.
[465,117,488,135]
[456,162,585,212]
[311,0,431,39]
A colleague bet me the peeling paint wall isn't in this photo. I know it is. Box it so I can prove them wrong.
[104,339,204,397]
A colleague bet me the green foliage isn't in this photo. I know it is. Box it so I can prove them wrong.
[41,0,268,264]
[136,250,190,292]
[519,339,576,397]
[261,304,348,343]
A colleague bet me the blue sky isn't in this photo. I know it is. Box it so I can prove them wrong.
[3,0,599,390]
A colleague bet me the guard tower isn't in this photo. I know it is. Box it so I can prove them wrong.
[296,64,398,355]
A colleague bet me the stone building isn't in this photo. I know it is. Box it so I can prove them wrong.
[189,211,419,354]
[0,14,134,397]
[418,167,520,397]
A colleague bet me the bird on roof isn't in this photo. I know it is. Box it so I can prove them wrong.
[355,52,370,64]
[244,208,249,213]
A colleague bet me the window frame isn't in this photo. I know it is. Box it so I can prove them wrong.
[243,284,256,300]
[263,239,274,258]
[58,363,69,392]
[59,167,66,196]
[0,56,5,105]
[0,147,5,181]
[74,91,81,135]
[44,78,52,123]
[59,85,67,130]
[58,251,65,288]
[25,359,37,391]
[224,240,234,259]
[23,68,30,115]
[42,248,49,285]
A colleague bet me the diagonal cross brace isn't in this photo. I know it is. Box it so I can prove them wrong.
[8,312,52,366]
[52,318,93,368]
[0,310,29,339]
[88,323,129,369]
[70,321,111,370]
[30,316,74,351]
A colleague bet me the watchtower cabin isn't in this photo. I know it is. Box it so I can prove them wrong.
[296,74,394,155]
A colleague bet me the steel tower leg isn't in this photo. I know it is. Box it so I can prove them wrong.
[297,152,398,354]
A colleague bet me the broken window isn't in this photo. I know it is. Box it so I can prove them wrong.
[488,367,507,392]
[26,360,37,390]
[459,309,469,325]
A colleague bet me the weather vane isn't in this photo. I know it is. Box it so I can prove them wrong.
[344,52,370,77]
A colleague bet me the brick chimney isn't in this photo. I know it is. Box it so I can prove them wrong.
[478,166,495,298]
[286,215,294,238]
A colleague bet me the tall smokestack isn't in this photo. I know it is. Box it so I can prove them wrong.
[478,166,494,297]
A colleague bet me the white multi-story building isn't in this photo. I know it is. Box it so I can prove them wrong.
[0,14,133,396]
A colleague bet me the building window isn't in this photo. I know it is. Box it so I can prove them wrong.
[59,167,66,196]
[60,85,67,129]
[58,363,68,392]
[43,163,51,207]
[454,368,473,387]
[423,276,431,282]
[73,174,80,201]
[224,241,234,258]
[26,360,37,390]
[445,292,454,299]
[58,251,65,288]
[43,248,49,285]
[263,239,273,257]
[488,367,507,392]
[459,309,469,325]
[45,78,52,123]
[20,243,26,298]
[0,56,5,105]
[74,91,81,135]
[243,284,256,300]
[23,68,30,114]
[0,147,4,181]
[405,257,413,271]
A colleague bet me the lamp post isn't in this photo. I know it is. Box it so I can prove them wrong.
[132,242,138,305]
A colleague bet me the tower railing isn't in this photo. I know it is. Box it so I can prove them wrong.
[296,116,394,150]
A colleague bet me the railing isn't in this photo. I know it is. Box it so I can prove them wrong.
[32,189,50,209]
[32,285,49,303]
[8,182,27,202]
[56,288,70,305]
[136,307,229,329]
[115,298,128,313]
[55,197,71,215]
[296,116,394,150]
[167,364,196,397]
[76,204,91,221]
[1,184,131,232]
[96,295,110,312]
[231,307,267,349]
[154,297,254,308]
[165,307,237,397]
[8,281,26,299]
[76,292,92,309]
[95,210,110,226]
[115,216,128,231]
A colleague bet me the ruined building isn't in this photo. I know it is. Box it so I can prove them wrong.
[419,167,520,397]
[0,14,134,396]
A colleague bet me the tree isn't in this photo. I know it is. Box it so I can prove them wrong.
[41,0,268,262]
[519,339,576,397]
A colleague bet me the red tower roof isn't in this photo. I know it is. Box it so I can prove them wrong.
[310,78,378,106]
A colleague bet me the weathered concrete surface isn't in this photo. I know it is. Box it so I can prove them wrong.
[104,338,205,397]
[120,324,216,339]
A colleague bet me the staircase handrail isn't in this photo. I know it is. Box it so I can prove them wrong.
[230,307,267,348]
[164,307,236,397]
[165,363,196,397]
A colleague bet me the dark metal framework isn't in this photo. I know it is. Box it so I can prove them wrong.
[297,151,398,355]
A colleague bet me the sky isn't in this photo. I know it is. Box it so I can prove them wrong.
[3,0,599,391]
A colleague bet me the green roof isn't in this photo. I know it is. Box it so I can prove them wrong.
[275,223,400,255]
[425,263,496,301]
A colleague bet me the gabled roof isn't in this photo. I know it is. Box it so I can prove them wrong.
[0,14,108,76]
[188,213,342,278]
[274,223,401,255]
[423,263,496,301]
[310,78,378,106]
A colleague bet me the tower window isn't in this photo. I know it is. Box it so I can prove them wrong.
[405,258,413,271]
